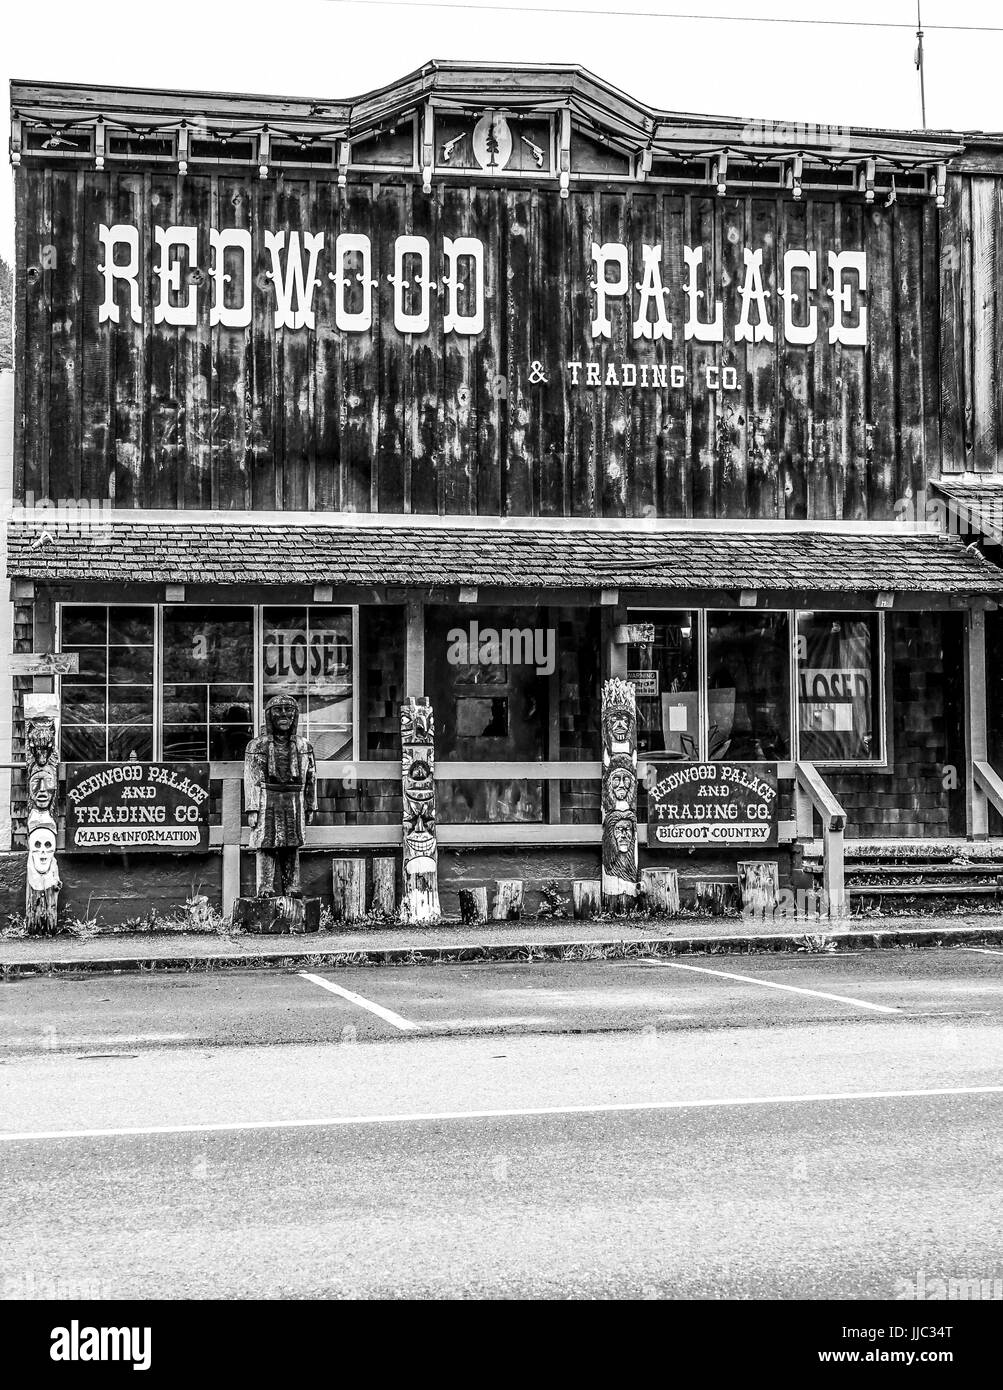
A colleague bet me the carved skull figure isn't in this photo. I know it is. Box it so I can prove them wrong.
[27,821,60,892]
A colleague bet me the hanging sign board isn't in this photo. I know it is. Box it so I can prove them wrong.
[9,652,79,676]
[645,761,779,846]
[65,762,211,851]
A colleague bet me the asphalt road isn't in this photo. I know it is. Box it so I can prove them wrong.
[3,948,1003,1298]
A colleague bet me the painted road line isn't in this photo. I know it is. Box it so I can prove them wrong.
[2,1084,1002,1143]
[298,972,417,1032]
[639,957,900,1014]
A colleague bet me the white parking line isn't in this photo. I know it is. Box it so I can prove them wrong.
[2,1083,1000,1143]
[639,958,900,1014]
[298,972,416,1031]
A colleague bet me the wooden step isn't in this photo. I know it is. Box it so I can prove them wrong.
[847,883,1003,898]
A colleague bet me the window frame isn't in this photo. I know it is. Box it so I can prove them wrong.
[626,605,888,768]
[56,602,360,765]
[792,607,889,770]
[56,601,159,763]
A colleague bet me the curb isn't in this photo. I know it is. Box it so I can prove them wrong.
[3,923,1003,978]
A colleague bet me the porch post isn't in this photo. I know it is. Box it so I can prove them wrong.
[964,607,989,838]
[405,596,425,698]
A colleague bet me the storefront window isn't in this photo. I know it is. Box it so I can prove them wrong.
[426,604,549,822]
[627,611,699,758]
[262,606,355,760]
[59,606,155,761]
[162,606,254,761]
[797,612,881,761]
[707,612,791,761]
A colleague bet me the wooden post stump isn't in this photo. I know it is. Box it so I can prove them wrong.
[458,887,489,924]
[491,880,524,921]
[640,868,680,917]
[693,881,735,916]
[572,879,602,921]
[332,857,366,923]
[371,857,396,917]
[232,897,321,934]
[738,861,780,921]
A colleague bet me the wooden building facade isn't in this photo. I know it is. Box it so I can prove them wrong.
[6,62,1003,920]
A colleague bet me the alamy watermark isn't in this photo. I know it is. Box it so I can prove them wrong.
[446,620,556,677]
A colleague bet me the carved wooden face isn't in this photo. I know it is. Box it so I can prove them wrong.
[265,696,299,736]
[603,754,636,813]
[28,763,57,811]
[401,700,434,745]
[27,718,56,766]
[602,702,635,750]
[403,750,436,870]
[602,810,637,881]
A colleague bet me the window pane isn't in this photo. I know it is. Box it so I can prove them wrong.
[61,607,106,646]
[108,726,154,762]
[262,606,355,754]
[627,611,699,758]
[108,646,155,684]
[163,606,254,683]
[108,688,154,725]
[62,726,107,761]
[67,647,107,684]
[108,609,155,647]
[797,612,880,761]
[210,690,253,725]
[310,727,353,760]
[61,686,107,725]
[163,686,207,722]
[262,606,352,695]
[707,612,791,761]
[164,725,208,760]
[209,724,253,760]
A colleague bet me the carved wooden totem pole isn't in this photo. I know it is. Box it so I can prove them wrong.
[601,678,639,912]
[400,697,441,924]
[25,716,61,934]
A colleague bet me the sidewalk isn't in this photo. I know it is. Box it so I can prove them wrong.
[2,911,1003,977]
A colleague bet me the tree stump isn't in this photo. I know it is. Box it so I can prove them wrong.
[232,897,321,934]
[572,879,602,921]
[491,880,524,921]
[458,887,489,924]
[738,861,780,921]
[640,868,680,917]
[693,881,735,917]
[371,857,396,917]
[331,857,366,923]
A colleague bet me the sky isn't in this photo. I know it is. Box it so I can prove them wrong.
[4,0,1003,263]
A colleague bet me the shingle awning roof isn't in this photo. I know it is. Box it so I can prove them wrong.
[931,480,1003,545]
[7,519,1003,595]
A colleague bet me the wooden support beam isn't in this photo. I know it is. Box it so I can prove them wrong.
[965,608,989,838]
[405,597,425,698]
[221,777,242,917]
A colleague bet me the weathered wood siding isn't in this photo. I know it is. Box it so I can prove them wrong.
[15,167,998,518]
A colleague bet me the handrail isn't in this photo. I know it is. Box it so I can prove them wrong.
[973,761,1003,818]
[794,759,847,919]
[795,760,847,833]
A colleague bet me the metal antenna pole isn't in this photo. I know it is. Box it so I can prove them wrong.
[916,1,927,129]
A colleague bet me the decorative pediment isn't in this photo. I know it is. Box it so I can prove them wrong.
[11,58,966,203]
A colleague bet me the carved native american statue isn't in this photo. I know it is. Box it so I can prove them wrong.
[244,695,317,898]
[399,697,441,924]
[24,716,61,935]
[601,678,639,910]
